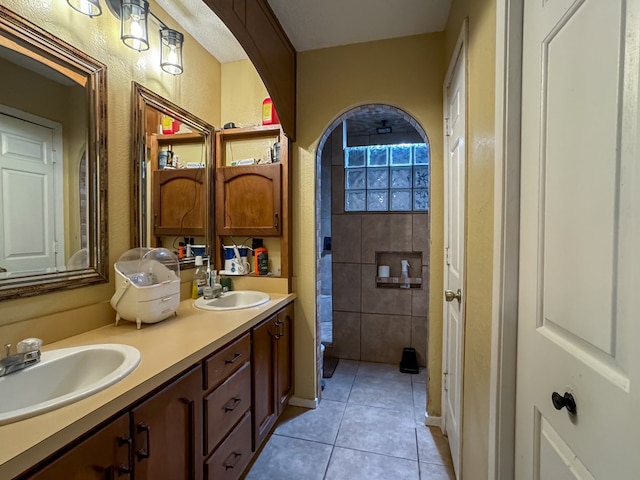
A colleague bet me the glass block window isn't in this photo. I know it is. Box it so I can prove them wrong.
[344,143,429,211]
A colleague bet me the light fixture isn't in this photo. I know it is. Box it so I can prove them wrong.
[66,0,185,74]
[160,29,184,75]
[121,0,149,52]
[67,0,102,17]
[377,120,392,134]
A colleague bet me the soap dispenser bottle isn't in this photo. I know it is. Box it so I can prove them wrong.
[400,260,411,289]
[191,256,207,299]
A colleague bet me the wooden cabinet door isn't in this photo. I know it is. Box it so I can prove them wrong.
[152,168,206,239]
[251,314,278,450]
[216,163,281,236]
[132,365,203,480]
[25,413,132,480]
[276,302,294,415]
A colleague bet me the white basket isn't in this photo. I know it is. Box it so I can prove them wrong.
[110,248,181,329]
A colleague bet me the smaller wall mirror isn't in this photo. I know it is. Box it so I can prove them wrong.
[131,82,214,266]
[0,6,108,300]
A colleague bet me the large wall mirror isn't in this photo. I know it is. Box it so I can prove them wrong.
[0,6,108,301]
[131,82,214,267]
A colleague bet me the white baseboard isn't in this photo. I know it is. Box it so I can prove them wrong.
[288,396,318,409]
[424,413,441,427]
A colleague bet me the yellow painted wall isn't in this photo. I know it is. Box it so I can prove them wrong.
[295,33,446,403]
[0,1,221,345]
[221,60,268,128]
[445,1,496,478]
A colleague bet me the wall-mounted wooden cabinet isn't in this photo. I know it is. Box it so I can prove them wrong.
[214,125,291,283]
[152,168,206,239]
[147,132,208,247]
[216,163,281,237]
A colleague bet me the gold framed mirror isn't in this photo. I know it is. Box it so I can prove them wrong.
[0,6,108,301]
[131,82,214,267]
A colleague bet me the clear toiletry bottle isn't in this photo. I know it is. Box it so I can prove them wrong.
[400,260,411,289]
[191,255,207,299]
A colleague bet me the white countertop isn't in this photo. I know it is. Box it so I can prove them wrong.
[0,293,295,479]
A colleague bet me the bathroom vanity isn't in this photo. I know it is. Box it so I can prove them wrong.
[0,294,295,480]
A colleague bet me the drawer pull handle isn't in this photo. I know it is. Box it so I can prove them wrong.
[117,436,132,476]
[224,397,242,412]
[224,451,242,470]
[225,352,242,364]
[136,422,151,460]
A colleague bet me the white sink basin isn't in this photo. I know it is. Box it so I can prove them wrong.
[0,344,141,425]
[194,290,270,311]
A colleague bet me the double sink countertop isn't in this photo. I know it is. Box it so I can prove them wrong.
[0,292,295,479]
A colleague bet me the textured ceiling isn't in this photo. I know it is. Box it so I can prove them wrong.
[157,1,443,137]
[346,106,416,138]
[159,0,451,63]
[155,0,248,63]
[266,0,452,51]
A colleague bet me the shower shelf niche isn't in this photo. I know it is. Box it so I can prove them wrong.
[375,251,422,289]
[376,276,422,288]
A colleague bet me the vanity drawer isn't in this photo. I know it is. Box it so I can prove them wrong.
[204,362,251,455]
[204,412,252,480]
[204,333,250,391]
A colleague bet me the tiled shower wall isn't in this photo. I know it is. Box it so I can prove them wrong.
[324,126,430,367]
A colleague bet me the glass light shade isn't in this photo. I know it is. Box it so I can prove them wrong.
[160,29,184,75]
[67,0,102,17]
[121,0,149,51]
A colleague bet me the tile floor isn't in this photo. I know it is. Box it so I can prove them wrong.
[245,360,454,480]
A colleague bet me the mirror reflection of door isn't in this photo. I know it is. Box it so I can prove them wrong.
[0,109,65,274]
[0,44,89,277]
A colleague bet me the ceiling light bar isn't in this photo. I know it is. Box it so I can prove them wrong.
[66,0,184,74]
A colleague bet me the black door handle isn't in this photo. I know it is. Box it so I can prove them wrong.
[552,391,577,416]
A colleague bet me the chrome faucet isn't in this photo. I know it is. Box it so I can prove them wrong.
[0,338,42,377]
[212,283,224,298]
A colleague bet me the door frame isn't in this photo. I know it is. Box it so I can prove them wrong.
[489,1,524,479]
[441,18,468,477]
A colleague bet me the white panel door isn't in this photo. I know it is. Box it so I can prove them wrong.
[515,0,640,478]
[443,38,466,479]
[0,113,57,272]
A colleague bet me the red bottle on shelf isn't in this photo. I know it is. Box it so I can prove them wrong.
[262,97,280,125]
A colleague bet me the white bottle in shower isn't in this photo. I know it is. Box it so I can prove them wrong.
[400,260,411,289]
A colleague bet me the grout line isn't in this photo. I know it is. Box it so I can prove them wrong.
[330,444,421,464]
[271,432,335,447]
[322,445,335,480]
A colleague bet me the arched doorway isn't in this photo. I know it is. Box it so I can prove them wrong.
[315,104,430,390]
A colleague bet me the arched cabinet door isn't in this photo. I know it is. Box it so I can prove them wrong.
[216,163,281,237]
